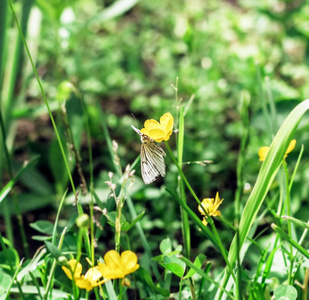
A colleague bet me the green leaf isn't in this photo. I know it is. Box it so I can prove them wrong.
[17,248,46,281]
[271,224,309,259]
[0,156,39,204]
[0,249,19,269]
[179,255,235,299]
[105,211,126,228]
[0,273,11,296]
[18,163,53,195]
[162,255,186,277]
[44,241,61,259]
[274,285,297,300]
[30,220,54,235]
[160,237,172,255]
[217,99,309,299]
[122,211,145,232]
[136,268,170,297]
[0,193,56,215]
[184,253,206,279]
[6,286,87,299]
[32,235,52,241]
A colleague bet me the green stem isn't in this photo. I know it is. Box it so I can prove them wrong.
[283,161,294,284]
[6,0,82,215]
[165,142,200,205]
[0,109,29,256]
[177,105,190,259]
[119,279,123,300]
[235,91,250,223]
[165,142,236,283]
[115,198,122,253]
[81,94,95,263]
[0,232,24,298]
[43,228,67,300]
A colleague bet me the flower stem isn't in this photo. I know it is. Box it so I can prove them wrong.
[164,141,236,283]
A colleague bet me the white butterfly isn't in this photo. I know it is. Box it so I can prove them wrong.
[131,125,166,184]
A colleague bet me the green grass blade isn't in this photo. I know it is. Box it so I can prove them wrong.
[3,258,24,300]
[177,105,191,258]
[7,0,81,214]
[88,0,139,24]
[271,224,309,260]
[43,227,68,300]
[166,188,224,255]
[289,144,304,191]
[235,90,250,222]
[126,195,160,280]
[216,99,309,299]
[52,190,68,245]
[28,271,43,300]
[179,255,236,300]
[282,216,309,230]
[97,102,122,176]
[0,156,39,204]
[0,0,8,87]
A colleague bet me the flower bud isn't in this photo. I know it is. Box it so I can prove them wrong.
[76,214,89,228]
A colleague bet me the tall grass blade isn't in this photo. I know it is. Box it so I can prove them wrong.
[0,156,39,204]
[3,258,24,299]
[216,99,309,299]
[271,224,309,259]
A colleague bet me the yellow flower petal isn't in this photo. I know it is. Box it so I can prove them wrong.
[144,119,160,129]
[140,113,174,143]
[160,113,174,132]
[147,128,167,142]
[62,259,107,291]
[120,251,140,274]
[258,139,296,162]
[84,267,103,285]
[98,250,139,279]
[198,192,223,226]
[202,218,208,226]
[62,259,82,280]
[140,128,150,137]
[75,276,93,292]
[258,146,270,162]
[286,139,296,155]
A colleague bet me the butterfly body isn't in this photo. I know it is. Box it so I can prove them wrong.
[131,125,166,184]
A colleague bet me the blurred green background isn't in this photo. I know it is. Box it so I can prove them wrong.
[1,0,309,267]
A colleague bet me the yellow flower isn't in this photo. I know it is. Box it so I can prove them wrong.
[62,259,107,292]
[198,192,223,226]
[140,112,174,143]
[62,259,82,280]
[97,250,140,279]
[75,267,106,292]
[258,139,296,162]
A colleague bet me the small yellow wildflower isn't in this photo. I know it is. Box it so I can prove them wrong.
[62,259,82,280]
[140,112,174,143]
[258,139,296,162]
[198,192,223,226]
[62,259,107,292]
[97,250,140,279]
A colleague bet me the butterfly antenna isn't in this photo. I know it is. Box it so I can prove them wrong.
[131,113,139,129]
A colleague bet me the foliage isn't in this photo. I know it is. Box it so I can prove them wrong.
[1,0,309,299]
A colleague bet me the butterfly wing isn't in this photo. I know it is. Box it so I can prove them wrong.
[140,139,166,184]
